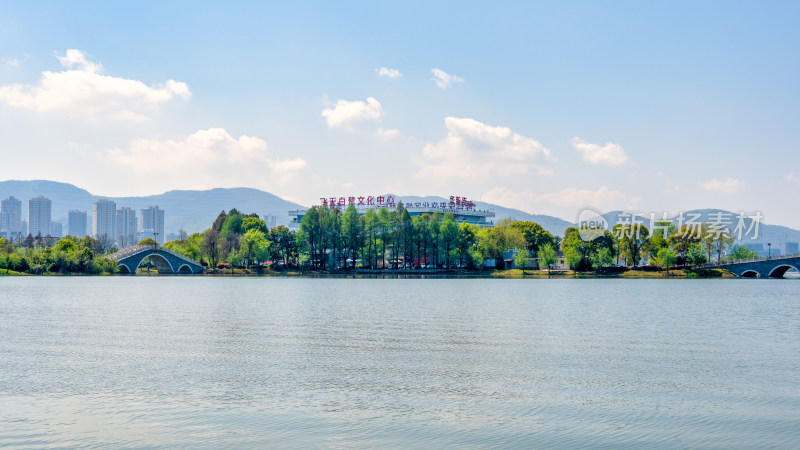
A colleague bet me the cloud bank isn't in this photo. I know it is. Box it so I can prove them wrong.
[572,137,629,167]
[0,49,190,122]
[431,68,464,89]
[698,177,745,194]
[376,67,402,78]
[105,128,306,187]
[415,117,554,184]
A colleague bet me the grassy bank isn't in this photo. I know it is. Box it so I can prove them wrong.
[491,268,734,279]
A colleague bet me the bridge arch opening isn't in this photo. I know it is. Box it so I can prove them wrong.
[740,270,760,278]
[117,264,133,274]
[137,254,176,274]
[177,264,193,274]
[768,264,798,279]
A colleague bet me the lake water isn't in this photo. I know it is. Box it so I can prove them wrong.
[1,277,799,448]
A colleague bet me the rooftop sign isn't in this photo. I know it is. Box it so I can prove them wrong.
[317,195,478,211]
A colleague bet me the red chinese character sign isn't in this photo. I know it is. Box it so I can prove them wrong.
[313,195,476,212]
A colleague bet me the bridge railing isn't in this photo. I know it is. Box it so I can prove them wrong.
[107,245,150,260]
[156,246,204,267]
[701,251,800,268]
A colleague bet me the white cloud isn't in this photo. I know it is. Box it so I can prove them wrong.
[0,49,190,122]
[572,137,629,167]
[376,67,402,78]
[414,117,554,184]
[56,49,103,73]
[786,173,800,184]
[104,128,306,187]
[321,97,383,132]
[482,186,627,219]
[374,127,400,139]
[656,171,680,194]
[431,68,464,89]
[698,177,745,194]
[2,58,20,67]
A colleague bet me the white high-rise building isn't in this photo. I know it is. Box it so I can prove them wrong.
[28,196,52,237]
[68,210,88,237]
[141,206,165,244]
[50,221,62,238]
[115,207,138,247]
[1,196,22,235]
[93,199,117,240]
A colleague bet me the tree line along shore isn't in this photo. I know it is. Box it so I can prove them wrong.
[1,202,755,277]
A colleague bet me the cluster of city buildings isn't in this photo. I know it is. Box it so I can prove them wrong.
[0,195,165,247]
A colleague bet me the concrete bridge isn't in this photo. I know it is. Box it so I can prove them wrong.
[109,245,205,274]
[714,254,800,278]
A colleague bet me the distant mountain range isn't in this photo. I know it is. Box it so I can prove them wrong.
[1,180,798,249]
[0,180,304,235]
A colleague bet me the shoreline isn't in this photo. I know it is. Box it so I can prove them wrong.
[2,268,740,279]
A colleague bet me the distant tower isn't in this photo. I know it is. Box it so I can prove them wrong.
[115,207,138,247]
[28,196,52,237]
[50,221,62,238]
[141,206,165,244]
[1,196,22,235]
[68,210,88,237]
[93,199,117,240]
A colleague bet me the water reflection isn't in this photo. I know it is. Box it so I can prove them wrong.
[1,277,799,448]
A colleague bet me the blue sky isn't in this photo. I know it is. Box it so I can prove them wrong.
[1,1,798,226]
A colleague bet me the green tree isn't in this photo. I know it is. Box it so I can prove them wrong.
[299,207,321,268]
[509,221,555,255]
[138,237,158,247]
[412,214,427,268]
[440,214,459,268]
[654,247,677,276]
[729,244,758,261]
[614,224,650,267]
[561,227,591,271]
[269,225,295,266]
[706,226,735,265]
[456,222,477,268]
[669,225,702,265]
[538,243,557,275]
[514,248,530,276]
[363,209,378,268]
[377,207,391,268]
[592,247,614,270]
[55,238,77,253]
[239,229,269,270]
[204,229,221,269]
[212,210,227,232]
[241,216,268,234]
[428,211,442,267]
[342,204,362,268]
[645,221,673,262]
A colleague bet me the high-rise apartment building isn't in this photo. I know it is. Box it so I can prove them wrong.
[141,206,165,244]
[68,210,88,237]
[93,199,117,240]
[50,221,62,238]
[1,196,22,235]
[28,196,52,237]
[115,207,138,247]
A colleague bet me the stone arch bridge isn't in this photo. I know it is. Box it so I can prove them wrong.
[109,245,205,274]
[714,254,800,278]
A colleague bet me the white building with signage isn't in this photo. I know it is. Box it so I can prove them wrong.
[289,194,494,228]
